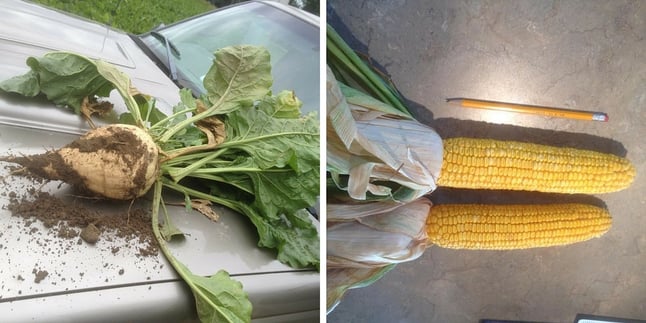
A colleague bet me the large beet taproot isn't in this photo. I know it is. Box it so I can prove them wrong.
[2,124,159,200]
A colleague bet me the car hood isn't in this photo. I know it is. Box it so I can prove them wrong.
[0,0,180,134]
[0,1,134,68]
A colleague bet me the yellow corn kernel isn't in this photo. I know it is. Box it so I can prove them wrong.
[437,137,635,194]
[427,203,611,250]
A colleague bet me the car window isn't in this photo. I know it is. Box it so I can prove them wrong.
[139,2,320,114]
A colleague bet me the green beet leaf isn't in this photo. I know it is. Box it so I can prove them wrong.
[222,105,319,173]
[0,52,114,114]
[200,155,318,222]
[256,90,304,119]
[203,45,273,114]
[212,105,319,221]
[234,204,320,269]
[247,167,318,222]
[151,182,252,323]
[0,70,40,97]
[179,265,253,323]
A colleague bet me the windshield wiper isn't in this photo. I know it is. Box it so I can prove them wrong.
[150,31,181,81]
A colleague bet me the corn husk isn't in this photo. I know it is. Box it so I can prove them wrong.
[327,265,396,313]
[327,199,405,221]
[327,198,432,268]
[326,66,443,202]
[326,49,439,312]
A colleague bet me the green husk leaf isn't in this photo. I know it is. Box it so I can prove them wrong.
[340,83,412,119]
[327,24,412,117]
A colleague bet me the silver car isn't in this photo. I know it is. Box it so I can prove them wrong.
[0,1,320,322]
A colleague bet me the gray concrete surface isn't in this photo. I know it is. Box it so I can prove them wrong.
[327,1,646,322]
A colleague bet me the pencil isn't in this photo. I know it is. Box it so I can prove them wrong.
[446,98,608,122]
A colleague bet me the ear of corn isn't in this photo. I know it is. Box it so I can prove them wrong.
[427,203,612,250]
[328,198,432,268]
[437,137,635,194]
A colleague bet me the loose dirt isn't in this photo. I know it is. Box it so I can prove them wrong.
[5,189,158,257]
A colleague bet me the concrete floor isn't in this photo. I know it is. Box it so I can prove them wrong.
[327,1,646,322]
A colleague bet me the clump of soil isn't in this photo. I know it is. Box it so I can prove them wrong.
[32,268,48,284]
[80,223,100,244]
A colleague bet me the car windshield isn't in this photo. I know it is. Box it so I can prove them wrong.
[139,2,320,114]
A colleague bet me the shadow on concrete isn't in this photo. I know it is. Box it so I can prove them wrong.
[327,6,437,121]
[427,117,628,157]
[326,6,368,56]
[428,188,609,209]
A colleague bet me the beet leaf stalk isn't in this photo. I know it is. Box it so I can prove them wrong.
[0,45,319,322]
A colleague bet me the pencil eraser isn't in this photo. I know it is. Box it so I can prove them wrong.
[593,113,608,122]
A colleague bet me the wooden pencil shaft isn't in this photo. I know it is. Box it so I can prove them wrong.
[448,98,607,122]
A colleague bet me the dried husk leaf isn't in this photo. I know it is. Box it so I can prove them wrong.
[327,66,356,149]
[327,199,405,221]
[327,198,432,268]
[326,66,443,202]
